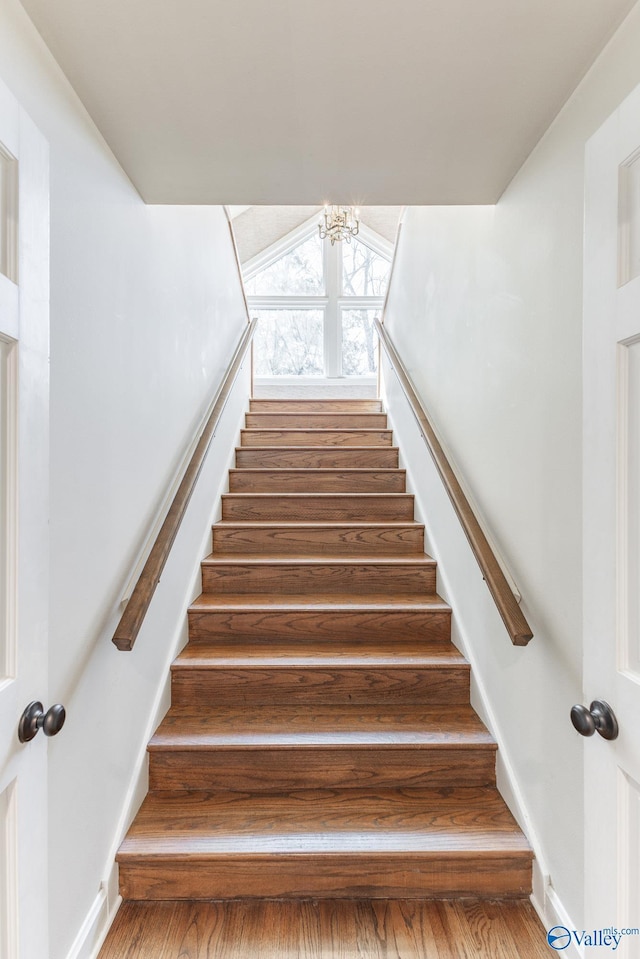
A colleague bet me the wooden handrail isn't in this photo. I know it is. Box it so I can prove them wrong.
[112,319,257,651]
[375,319,533,646]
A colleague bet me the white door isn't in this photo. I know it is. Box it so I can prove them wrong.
[0,80,50,958]
[583,82,640,956]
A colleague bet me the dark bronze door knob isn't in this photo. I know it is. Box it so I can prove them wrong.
[570,700,618,741]
[18,701,66,743]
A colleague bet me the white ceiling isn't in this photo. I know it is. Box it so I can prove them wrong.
[20,0,637,204]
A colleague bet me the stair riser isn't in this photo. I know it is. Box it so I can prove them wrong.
[241,430,393,447]
[118,856,533,901]
[221,495,415,522]
[171,665,469,706]
[201,563,436,594]
[250,400,383,412]
[148,747,496,792]
[212,524,425,555]
[187,609,451,643]
[246,414,388,429]
[235,448,400,468]
[228,470,406,493]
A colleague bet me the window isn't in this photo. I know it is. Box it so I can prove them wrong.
[341,309,379,376]
[342,239,389,297]
[253,310,324,376]
[245,232,324,296]
[244,221,391,378]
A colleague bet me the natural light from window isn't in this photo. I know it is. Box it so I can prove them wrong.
[245,232,324,297]
[253,310,324,376]
[244,224,391,379]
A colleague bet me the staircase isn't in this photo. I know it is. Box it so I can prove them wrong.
[116,397,533,903]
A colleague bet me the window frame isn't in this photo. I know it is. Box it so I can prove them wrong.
[244,216,391,380]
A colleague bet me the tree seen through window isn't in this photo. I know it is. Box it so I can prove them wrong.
[245,225,390,377]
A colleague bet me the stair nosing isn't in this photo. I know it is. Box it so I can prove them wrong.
[213,520,424,527]
[221,492,414,498]
[116,788,533,859]
[200,555,436,566]
[229,468,406,473]
[189,594,449,610]
[235,446,400,451]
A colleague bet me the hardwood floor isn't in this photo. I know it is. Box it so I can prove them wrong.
[100,397,538,956]
[99,899,550,958]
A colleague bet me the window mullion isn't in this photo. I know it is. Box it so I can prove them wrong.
[324,239,340,377]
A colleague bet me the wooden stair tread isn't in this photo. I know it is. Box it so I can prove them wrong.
[240,430,394,447]
[228,468,407,491]
[245,413,389,425]
[150,704,495,749]
[230,467,404,473]
[117,788,532,858]
[249,397,382,413]
[235,445,400,451]
[222,493,415,521]
[189,592,449,611]
[213,520,423,528]
[201,553,435,566]
[173,641,465,666]
[116,395,533,905]
[241,430,393,436]
[246,413,387,420]
[234,449,401,469]
[98,899,551,959]
[223,492,412,499]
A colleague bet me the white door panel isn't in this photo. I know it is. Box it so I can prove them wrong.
[584,80,640,957]
[0,80,49,959]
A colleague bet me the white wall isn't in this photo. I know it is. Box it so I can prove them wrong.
[383,0,640,928]
[0,1,249,956]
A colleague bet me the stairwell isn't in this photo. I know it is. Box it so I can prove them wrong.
[101,397,548,956]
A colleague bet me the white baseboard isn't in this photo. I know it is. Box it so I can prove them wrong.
[532,881,585,959]
[65,863,121,959]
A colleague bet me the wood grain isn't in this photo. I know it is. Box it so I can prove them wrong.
[118,855,533,901]
[148,703,496,791]
[245,412,388,428]
[150,703,493,746]
[240,429,394,447]
[170,639,468,707]
[234,446,400,468]
[221,493,415,521]
[119,787,532,854]
[228,468,407,492]
[112,394,534,924]
[200,556,436,594]
[99,899,551,959]
[186,594,452,643]
[250,398,383,411]
[116,788,532,900]
[211,521,425,555]
[149,745,496,791]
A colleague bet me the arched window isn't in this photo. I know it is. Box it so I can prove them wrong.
[243,218,391,381]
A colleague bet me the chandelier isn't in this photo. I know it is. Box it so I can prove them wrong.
[318,205,360,245]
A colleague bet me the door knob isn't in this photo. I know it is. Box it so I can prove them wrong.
[18,701,66,743]
[570,700,618,741]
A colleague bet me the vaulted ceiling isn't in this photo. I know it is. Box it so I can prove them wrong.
[232,206,402,263]
[20,0,637,204]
